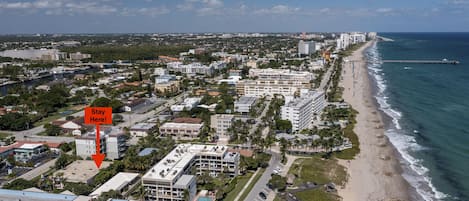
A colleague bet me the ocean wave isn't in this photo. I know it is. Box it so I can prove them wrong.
[366,42,449,201]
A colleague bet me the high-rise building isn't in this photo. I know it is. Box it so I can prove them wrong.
[298,40,316,56]
[281,90,326,132]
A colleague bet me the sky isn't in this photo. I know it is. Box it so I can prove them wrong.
[0,0,469,34]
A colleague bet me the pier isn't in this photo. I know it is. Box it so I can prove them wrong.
[382,60,460,64]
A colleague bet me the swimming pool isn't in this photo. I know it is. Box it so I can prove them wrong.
[197,196,212,201]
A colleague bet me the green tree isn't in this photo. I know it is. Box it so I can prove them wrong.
[3,178,35,190]
[268,175,287,191]
[276,119,292,133]
[44,123,62,136]
[91,97,123,113]
[98,190,123,201]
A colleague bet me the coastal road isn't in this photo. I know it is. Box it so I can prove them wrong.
[244,151,281,201]
[319,58,336,91]
[248,99,271,137]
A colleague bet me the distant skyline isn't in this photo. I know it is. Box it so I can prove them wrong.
[1,0,469,34]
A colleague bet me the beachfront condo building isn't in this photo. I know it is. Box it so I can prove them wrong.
[236,79,310,97]
[281,90,326,132]
[142,144,239,201]
[248,68,313,82]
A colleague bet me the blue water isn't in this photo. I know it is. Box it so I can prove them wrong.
[367,33,469,201]
[197,197,212,201]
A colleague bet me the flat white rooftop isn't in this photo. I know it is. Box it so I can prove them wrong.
[19,143,43,149]
[142,144,230,183]
[89,172,139,197]
[160,122,203,130]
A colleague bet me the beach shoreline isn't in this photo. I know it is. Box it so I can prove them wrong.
[337,40,412,201]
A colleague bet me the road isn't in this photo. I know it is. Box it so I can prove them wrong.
[319,58,336,91]
[0,91,188,143]
[18,158,57,180]
[244,151,281,201]
[248,99,271,137]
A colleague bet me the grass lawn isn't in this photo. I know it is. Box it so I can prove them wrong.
[334,109,360,160]
[286,157,347,201]
[288,156,347,186]
[33,106,80,127]
[224,171,254,201]
[237,168,265,201]
[295,188,341,201]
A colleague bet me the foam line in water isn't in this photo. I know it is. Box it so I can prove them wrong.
[365,42,449,201]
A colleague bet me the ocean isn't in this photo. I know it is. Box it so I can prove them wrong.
[366,33,469,201]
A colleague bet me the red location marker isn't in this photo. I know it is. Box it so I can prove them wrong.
[84,107,112,168]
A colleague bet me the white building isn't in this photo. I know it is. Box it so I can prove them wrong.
[170,97,202,112]
[75,127,127,160]
[167,62,214,76]
[69,52,91,61]
[154,68,168,76]
[298,40,316,56]
[129,123,157,137]
[336,32,367,50]
[281,90,326,132]
[234,96,257,113]
[210,114,234,137]
[336,33,351,50]
[248,68,313,83]
[155,75,176,84]
[142,144,239,201]
[89,172,139,198]
[236,79,310,97]
[159,122,203,140]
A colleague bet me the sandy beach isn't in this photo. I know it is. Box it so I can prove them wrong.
[337,40,411,201]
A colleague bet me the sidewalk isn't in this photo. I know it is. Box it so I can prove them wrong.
[234,168,261,201]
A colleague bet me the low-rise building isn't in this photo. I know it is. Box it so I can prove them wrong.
[142,144,240,201]
[89,172,140,198]
[210,114,234,137]
[159,122,203,141]
[167,62,214,76]
[75,127,127,160]
[170,97,202,112]
[129,123,158,137]
[0,141,62,163]
[54,160,111,184]
[155,80,180,95]
[14,143,48,163]
[234,96,257,113]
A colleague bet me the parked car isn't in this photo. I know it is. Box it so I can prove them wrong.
[259,192,267,200]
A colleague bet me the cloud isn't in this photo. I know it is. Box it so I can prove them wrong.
[176,2,194,11]
[122,6,170,17]
[446,0,469,5]
[254,5,300,15]
[201,0,223,8]
[0,2,33,9]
